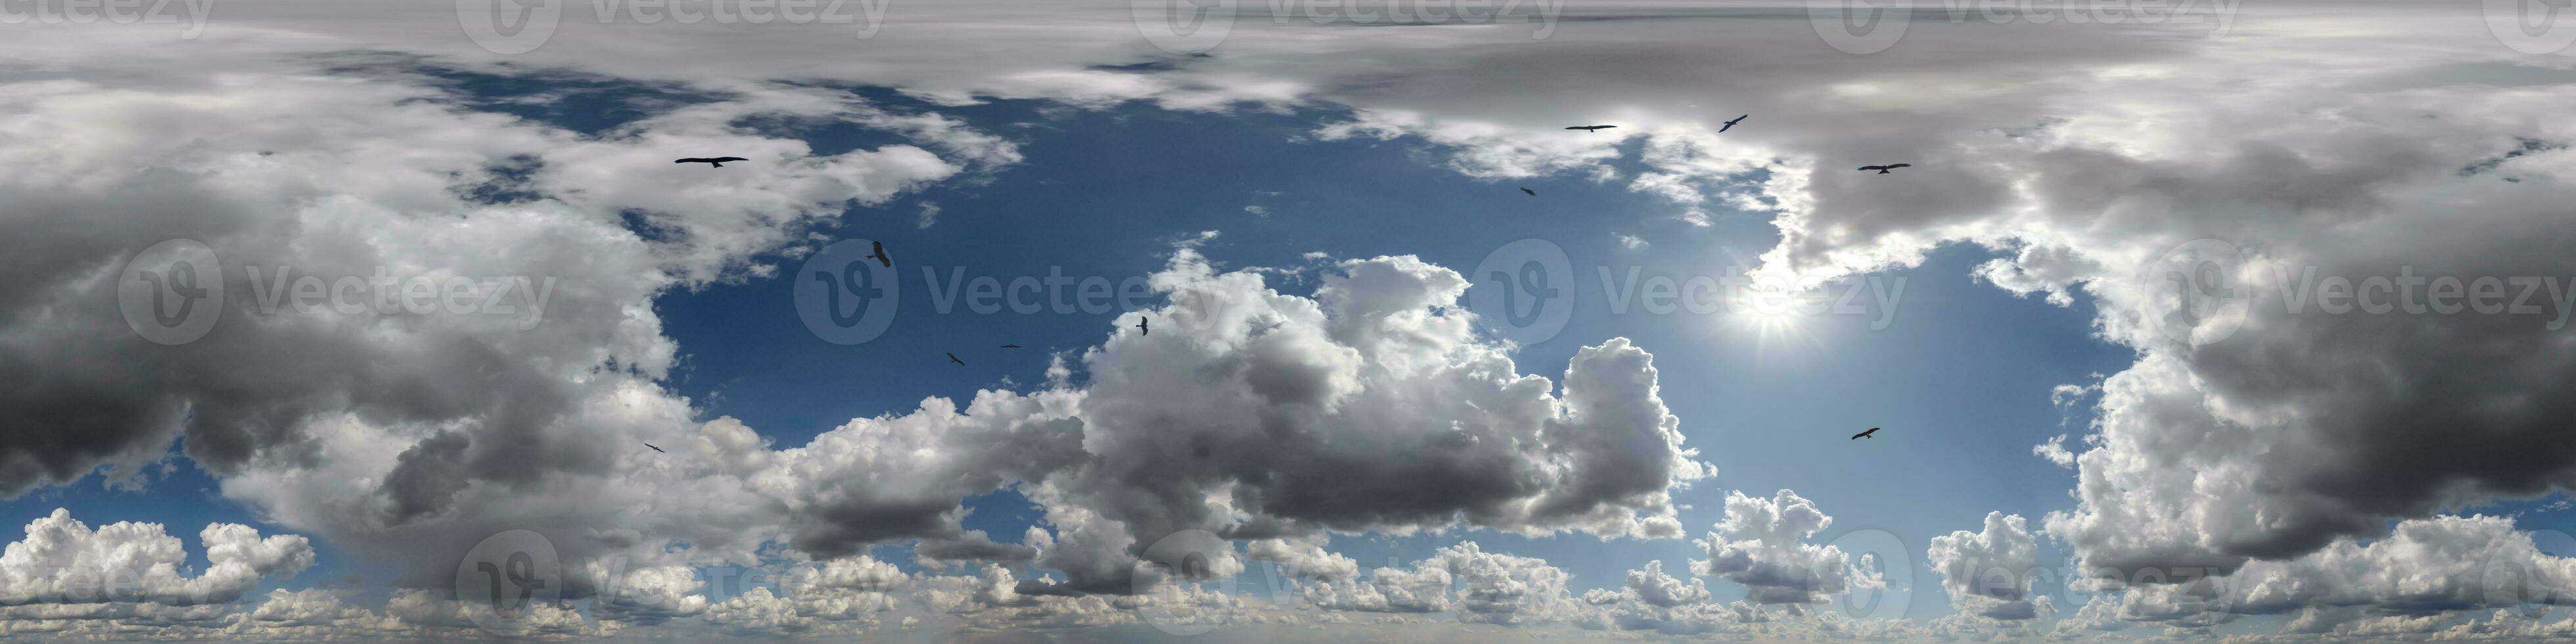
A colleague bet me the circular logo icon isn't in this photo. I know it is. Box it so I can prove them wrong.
[2138,239,2249,347]
[457,0,564,55]
[2487,0,2576,55]
[1823,528,1914,620]
[453,529,563,636]
[2481,527,2574,618]
[1808,0,1912,55]
[1131,529,1234,636]
[1133,0,1235,55]
[794,239,902,346]
[1467,239,1575,346]
[118,239,224,346]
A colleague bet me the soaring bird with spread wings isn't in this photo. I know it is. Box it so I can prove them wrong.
[1138,317,1150,336]
[675,156,748,168]
[946,352,965,366]
[1565,125,1617,132]
[1851,427,1881,440]
[867,241,892,267]
[1858,164,1912,174]
[643,442,666,453]
[1520,187,1536,196]
[1720,114,1748,132]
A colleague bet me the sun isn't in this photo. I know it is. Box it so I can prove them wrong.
[1727,288,1827,361]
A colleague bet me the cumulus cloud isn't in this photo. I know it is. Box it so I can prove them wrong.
[2117,515,2576,620]
[0,509,313,607]
[1016,250,1709,590]
[1692,490,1875,605]
[1926,511,2042,620]
[1245,537,1359,582]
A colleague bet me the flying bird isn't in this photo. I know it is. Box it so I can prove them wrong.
[674,156,749,168]
[1851,427,1881,440]
[1564,125,1617,133]
[1138,317,1150,336]
[867,241,892,267]
[1720,114,1748,132]
[1857,164,1912,174]
[643,442,666,453]
[946,352,965,366]
[1520,187,1536,196]
[1000,344,1022,348]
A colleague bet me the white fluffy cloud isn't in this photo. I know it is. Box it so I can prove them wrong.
[1692,490,1877,605]
[1927,511,2042,620]
[0,509,312,607]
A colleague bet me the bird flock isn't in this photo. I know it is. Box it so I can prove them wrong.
[652,113,1903,454]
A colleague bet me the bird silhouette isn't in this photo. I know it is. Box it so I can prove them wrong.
[946,352,965,366]
[643,442,666,453]
[1851,427,1881,440]
[1520,187,1536,196]
[1000,344,1022,348]
[1857,164,1912,174]
[1138,317,1150,336]
[675,156,749,168]
[1564,125,1617,133]
[867,241,892,267]
[1720,114,1748,132]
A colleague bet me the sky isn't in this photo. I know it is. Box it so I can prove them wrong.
[5,0,2576,641]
